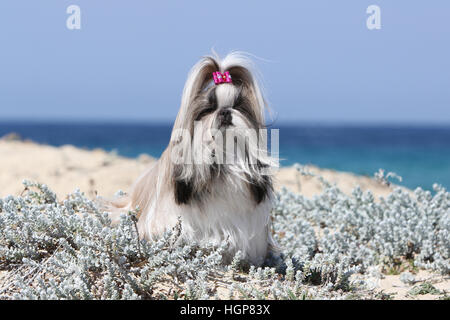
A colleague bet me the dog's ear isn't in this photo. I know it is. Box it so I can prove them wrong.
[183,56,219,104]
[247,160,273,204]
[172,56,220,133]
[248,175,272,204]
[174,178,193,205]
[221,53,268,126]
[172,164,193,205]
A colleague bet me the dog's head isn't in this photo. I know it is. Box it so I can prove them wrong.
[167,52,275,205]
[173,52,266,135]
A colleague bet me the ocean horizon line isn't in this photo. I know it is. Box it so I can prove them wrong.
[1,119,450,129]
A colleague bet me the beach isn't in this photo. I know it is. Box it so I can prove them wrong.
[0,137,448,300]
[0,138,397,200]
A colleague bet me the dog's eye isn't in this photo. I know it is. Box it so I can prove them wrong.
[208,89,217,105]
[233,95,247,113]
[233,95,258,126]
[233,104,247,114]
[233,100,251,118]
[195,106,216,121]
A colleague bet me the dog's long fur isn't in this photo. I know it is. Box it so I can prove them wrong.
[100,52,277,266]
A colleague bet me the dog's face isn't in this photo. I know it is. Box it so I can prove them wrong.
[168,53,274,206]
[193,83,261,132]
[188,83,264,168]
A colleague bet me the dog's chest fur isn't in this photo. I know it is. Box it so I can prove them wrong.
[143,174,273,266]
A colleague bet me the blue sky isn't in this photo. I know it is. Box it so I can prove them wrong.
[0,1,449,124]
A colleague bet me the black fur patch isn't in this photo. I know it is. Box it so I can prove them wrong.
[232,89,260,129]
[248,175,272,204]
[195,88,217,121]
[208,87,217,106]
[174,179,193,205]
[173,165,194,205]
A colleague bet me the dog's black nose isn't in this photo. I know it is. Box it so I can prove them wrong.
[219,108,231,117]
[218,108,232,126]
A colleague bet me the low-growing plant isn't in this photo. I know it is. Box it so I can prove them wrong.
[407,282,441,296]
[0,165,448,300]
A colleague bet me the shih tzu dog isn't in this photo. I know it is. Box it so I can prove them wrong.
[103,52,278,266]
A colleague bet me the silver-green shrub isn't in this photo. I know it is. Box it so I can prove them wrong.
[0,167,448,300]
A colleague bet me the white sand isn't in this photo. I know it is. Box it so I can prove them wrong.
[0,140,153,199]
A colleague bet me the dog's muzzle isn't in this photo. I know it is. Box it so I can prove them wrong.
[218,108,232,127]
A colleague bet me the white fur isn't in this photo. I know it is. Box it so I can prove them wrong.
[138,174,274,266]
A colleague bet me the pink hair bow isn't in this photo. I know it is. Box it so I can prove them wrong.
[213,71,232,85]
